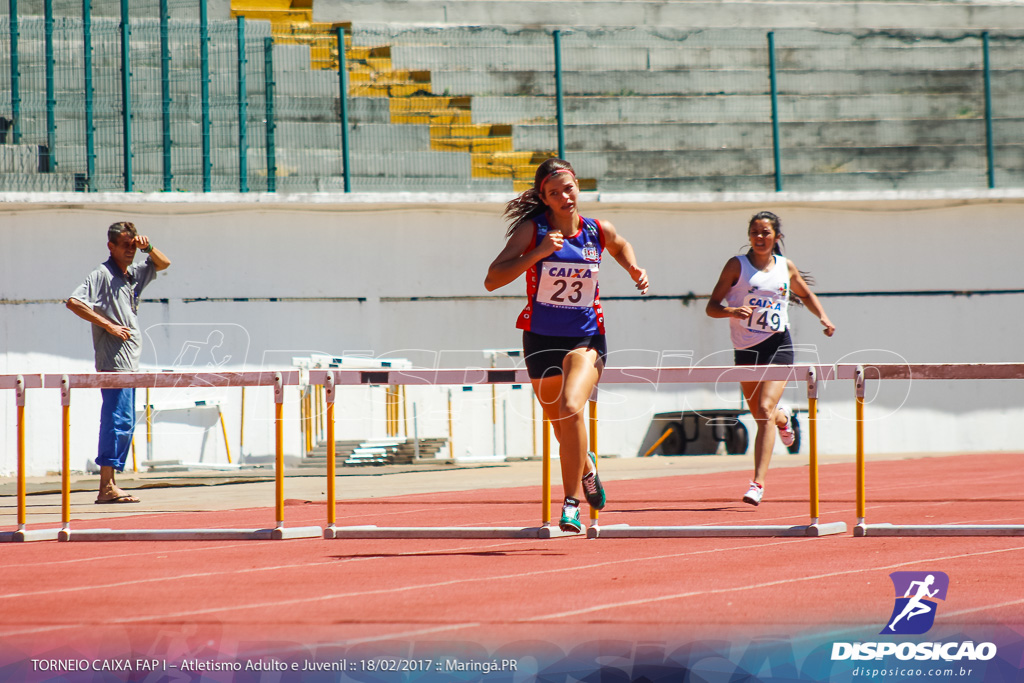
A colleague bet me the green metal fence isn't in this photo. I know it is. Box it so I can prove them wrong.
[2,7,1023,194]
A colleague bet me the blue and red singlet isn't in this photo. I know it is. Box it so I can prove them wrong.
[516,214,606,336]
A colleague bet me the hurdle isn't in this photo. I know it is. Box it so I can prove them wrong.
[588,365,845,538]
[42,371,322,542]
[840,363,1024,537]
[0,374,61,542]
[315,365,846,539]
[318,368,578,539]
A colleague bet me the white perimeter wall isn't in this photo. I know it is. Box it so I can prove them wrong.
[1,189,1023,476]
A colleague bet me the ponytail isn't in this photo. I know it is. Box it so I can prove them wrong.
[502,188,547,237]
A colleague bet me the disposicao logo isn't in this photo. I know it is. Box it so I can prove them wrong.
[882,571,949,635]
[831,571,998,663]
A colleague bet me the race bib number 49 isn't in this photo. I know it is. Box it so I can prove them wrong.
[744,294,789,333]
[746,307,785,332]
[537,261,599,308]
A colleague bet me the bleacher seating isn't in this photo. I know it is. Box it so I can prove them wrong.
[2,0,1023,193]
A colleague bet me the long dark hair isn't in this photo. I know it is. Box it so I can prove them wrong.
[502,158,575,237]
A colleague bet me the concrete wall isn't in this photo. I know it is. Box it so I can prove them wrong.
[2,188,1023,476]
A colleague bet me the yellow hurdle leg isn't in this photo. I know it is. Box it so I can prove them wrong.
[542,413,551,525]
[326,372,336,528]
[16,375,26,530]
[855,366,867,528]
[806,367,820,522]
[219,408,233,464]
[274,373,285,529]
[145,387,152,462]
[61,376,71,531]
[589,399,598,523]
[808,396,819,520]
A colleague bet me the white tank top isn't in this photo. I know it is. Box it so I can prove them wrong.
[725,253,791,350]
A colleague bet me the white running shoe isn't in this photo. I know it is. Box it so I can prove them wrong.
[777,405,796,448]
[743,481,764,506]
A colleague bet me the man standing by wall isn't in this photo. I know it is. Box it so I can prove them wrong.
[67,221,171,503]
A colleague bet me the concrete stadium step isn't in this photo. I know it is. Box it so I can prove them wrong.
[567,144,1024,179]
[350,24,1019,49]
[303,436,450,465]
[512,119,1019,152]
[390,96,472,125]
[469,93,1022,125]
[0,172,79,192]
[430,68,1023,98]
[391,43,1022,73]
[0,145,43,173]
[472,150,554,180]
[595,168,1001,193]
[74,171,511,193]
[430,123,513,153]
[313,0,1024,30]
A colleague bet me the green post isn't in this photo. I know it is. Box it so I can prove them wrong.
[768,31,783,192]
[553,30,565,161]
[200,0,211,192]
[264,37,276,192]
[9,0,21,144]
[237,16,248,193]
[160,0,172,191]
[120,0,132,191]
[983,31,995,189]
[336,26,350,192]
[83,0,94,190]
[44,0,55,171]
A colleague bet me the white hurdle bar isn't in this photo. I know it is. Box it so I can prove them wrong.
[28,371,322,542]
[312,365,847,539]
[838,363,1024,537]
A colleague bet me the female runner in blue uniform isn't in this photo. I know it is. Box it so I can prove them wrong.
[706,211,835,506]
[485,158,649,533]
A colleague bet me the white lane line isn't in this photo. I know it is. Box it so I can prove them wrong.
[799,596,1024,645]
[0,538,799,636]
[519,545,1024,623]
[0,538,531,601]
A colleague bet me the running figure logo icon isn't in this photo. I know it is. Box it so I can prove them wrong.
[881,571,949,635]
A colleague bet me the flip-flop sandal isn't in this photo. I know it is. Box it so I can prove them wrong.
[95,495,140,504]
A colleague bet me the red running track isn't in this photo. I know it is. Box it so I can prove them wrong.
[1,453,1022,666]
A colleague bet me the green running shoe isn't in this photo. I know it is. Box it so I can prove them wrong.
[559,497,583,533]
[582,451,606,510]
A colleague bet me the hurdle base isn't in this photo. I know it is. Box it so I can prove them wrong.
[272,525,325,540]
[326,525,579,539]
[855,523,1024,537]
[538,524,585,539]
[57,527,323,542]
[587,523,847,538]
[806,521,848,537]
[2,528,62,543]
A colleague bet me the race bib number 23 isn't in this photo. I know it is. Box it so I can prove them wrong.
[537,261,599,308]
